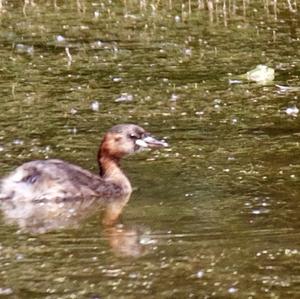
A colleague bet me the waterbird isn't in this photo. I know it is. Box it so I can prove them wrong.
[0,124,168,231]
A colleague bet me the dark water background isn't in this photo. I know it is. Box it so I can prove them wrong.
[0,1,299,298]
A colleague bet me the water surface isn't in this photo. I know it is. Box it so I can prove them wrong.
[0,1,299,298]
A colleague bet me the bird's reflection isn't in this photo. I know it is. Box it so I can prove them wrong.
[0,124,166,257]
[104,224,150,257]
[0,197,151,257]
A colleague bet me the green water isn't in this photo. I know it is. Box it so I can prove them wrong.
[0,1,299,298]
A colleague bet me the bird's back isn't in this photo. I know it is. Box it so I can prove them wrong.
[0,159,122,203]
[0,159,130,232]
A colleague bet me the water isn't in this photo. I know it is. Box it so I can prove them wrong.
[0,1,300,298]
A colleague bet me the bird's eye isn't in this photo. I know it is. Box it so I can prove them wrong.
[129,134,138,140]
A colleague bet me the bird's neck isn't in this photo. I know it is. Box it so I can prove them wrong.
[98,154,132,195]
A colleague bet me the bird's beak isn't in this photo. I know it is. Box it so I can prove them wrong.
[135,135,168,149]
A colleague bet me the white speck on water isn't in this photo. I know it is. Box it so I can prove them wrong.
[112,45,119,52]
[129,272,138,279]
[140,236,157,245]
[175,15,181,22]
[112,77,122,82]
[229,79,243,84]
[170,93,179,101]
[16,253,24,260]
[94,11,100,18]
[12,139,24,145]
[228,287,238,294]
[90,101,100,111]
[56,35,65,42]
[184,48,192,56]
[196,271,204,278]
[80,25,89,30]
[185,193,193,197]
[115,93,133,102]
[44,145,51,152]
[232,118,238,124]
[54,277,66,283]
[68,127,77,134]
[70,108,77,115]
[284,249,298,256]
[285,106,299,116]
[15,44,34,55]
[252,210,261,215]
[91,40,103,48]
[0,145,4,151]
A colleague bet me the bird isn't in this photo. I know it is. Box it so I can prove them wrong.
[0,124,168,232]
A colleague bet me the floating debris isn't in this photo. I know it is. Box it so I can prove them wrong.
[231,64,275,84]
[285,106,299,117]
[245,64,275,82]
[115,93,133,103]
